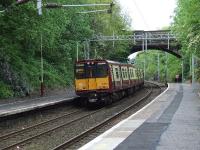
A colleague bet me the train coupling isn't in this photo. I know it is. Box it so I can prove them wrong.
[88,93,98,103]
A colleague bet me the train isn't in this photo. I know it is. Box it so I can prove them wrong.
[74,59,144,106]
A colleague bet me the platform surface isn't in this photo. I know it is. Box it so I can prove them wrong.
[0,93,77,117]
[79,83,200,150]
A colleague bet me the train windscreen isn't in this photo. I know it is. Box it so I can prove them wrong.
[75,62,108,79]
[95,63,108,77]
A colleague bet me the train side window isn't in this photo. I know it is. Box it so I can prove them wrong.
[132,69,134,78]
[130,69,132,78]
[133,69,136,78]
[122,68,125,78]
[124,68,126,79]
[127,68,128,79]
[131,69,133,78]
[125,68,127,79]
[121,68,122,78]
[115,68,119,79]
[123,68,125,79]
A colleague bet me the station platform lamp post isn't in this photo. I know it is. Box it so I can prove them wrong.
[40,33,44,96]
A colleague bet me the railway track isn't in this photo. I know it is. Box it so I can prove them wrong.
[0,109,80,140]
[1,97,130,149]
[53,82,162,150]
[0,108,105,150]
[0,82,163,150]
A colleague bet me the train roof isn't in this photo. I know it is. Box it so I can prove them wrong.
[76,59,134,66]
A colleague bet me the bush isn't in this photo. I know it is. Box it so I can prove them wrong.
[0,81,14,99]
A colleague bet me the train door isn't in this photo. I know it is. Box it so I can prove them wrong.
[110,65,115,89]
[113,65,121,89]
[85,63,97,90]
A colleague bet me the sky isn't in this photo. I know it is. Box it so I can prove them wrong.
[116,0,177,59]
[117,0,177,31]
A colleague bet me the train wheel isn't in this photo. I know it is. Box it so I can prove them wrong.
[83,99,89,107]
[104,96,112,105]
[107,97,113,105]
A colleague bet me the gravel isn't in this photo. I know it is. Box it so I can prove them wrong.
[0,83,166,150]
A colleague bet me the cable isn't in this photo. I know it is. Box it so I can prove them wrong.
[132,0,149,30]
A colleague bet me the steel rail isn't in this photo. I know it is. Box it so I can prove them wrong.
[52,83,158,150]
[2,82,161,150]
[0,108,80,140]
[1,108,104,150]
[1,87,143,148]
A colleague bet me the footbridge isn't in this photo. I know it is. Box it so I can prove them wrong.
[89,30,181,58]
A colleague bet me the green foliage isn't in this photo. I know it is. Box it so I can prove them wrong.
[173,0,200,81]
[135,51,182,82]
[0,81,14,99]
[0,0,131,98]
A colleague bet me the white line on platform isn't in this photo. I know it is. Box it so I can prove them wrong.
[79,84,170,150]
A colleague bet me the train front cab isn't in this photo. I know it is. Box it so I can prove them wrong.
[75,60,111,104]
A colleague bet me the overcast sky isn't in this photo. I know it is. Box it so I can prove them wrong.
[117,0,177,30]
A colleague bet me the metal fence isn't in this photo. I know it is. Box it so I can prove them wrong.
[192,54,200,84]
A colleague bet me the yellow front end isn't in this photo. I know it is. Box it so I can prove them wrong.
[75,79,88,91]
[96,77,109,90]
[75,77,109,92]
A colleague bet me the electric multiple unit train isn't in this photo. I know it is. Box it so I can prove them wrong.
[74,59,144,105]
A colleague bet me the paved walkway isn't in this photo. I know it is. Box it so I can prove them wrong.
[79,83,200,150]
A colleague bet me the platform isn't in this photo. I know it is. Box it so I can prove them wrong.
[79,83,200,150]
[0,94,77,118]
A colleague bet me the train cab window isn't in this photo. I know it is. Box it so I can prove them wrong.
[75,64,85,79]
[85,63,96,78]
[96,63,108,77]
[76,62,108,79]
